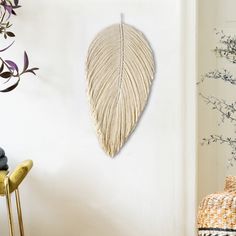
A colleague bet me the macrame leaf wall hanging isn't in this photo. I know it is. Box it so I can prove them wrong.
[86,18,155,157]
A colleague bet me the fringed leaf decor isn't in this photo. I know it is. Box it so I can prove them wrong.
[86,18,155,157]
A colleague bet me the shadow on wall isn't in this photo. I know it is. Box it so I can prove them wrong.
[26,175,123,236]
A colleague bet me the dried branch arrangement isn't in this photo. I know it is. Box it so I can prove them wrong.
[86,20,155,157]
[199,30,236,166]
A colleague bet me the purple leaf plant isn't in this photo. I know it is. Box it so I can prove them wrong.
[0,0,38,92]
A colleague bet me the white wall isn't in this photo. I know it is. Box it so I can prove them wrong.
[0,0,196,235]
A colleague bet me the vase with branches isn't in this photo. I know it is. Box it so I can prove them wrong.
[199,30,236,166]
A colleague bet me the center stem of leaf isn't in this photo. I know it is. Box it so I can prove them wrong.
[118,22,124,102]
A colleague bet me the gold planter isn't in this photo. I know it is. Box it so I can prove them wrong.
[0,160,33,236]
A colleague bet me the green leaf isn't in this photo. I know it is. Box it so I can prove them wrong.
[6,32,15,37]
[0,72,12,78]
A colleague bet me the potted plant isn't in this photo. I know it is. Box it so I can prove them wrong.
[0,0,38,169]
[197,30,236,236]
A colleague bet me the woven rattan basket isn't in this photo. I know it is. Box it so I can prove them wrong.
[197,176,236,236]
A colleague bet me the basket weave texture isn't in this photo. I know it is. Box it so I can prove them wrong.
[197,176,236,236]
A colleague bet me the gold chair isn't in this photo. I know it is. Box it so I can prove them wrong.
[0,160,33,236]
